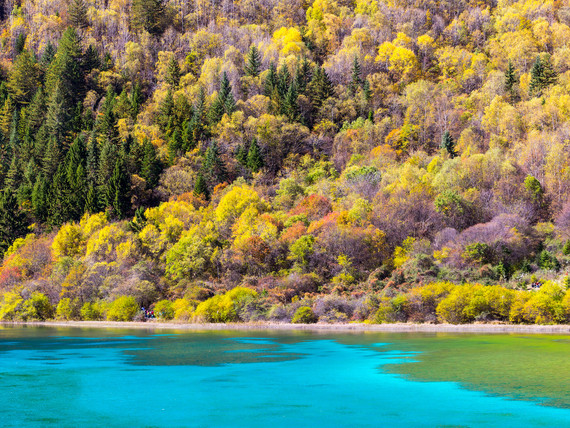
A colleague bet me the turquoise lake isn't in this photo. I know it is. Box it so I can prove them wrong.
[0,326,569,427]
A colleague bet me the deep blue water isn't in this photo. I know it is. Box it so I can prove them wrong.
[0,326,569,427]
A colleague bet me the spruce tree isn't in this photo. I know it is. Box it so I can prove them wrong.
[193,173,209,200]
[283,83,300,122]
[264,63,278,97]
[106,156,130,219]
[128,207,147,233]
[295,58,312,94]
[236,142,248,166]
[168,129,183,163]
[0,189,27,255]
[209,72,235,124]
[246,138,264,173]
[504,60,517,100]
[68,0,89,29]
[131,0,166,35]
[165,55,181,87]
[41,42,56,66]
[7,50,40,105]
[441,130,457,158]
[529,55,556,97]
[202,140,227,184]
[244,45,262,77]
[48,165,72,226]
[85,183,99,214]
[141,138,161,188]
[350,56,363,95]
[158,89,174,132]
[31,173,49,222]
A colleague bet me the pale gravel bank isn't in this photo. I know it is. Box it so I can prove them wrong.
[2,321,569,334]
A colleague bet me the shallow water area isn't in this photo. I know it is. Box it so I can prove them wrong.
[0,325,569,427]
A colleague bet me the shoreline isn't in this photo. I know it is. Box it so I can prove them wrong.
[1,321,569,334]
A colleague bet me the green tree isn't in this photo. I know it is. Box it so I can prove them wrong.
[193,173,209,200]
[7,50,40,105]
[209,72,236,124]
[106,155,131,219]
[244,45,262,77]
[0,189,27,254]
[131,0,166,35]
[141,138,161,188]
[246,138,264,173]
[202,140,227,185]
[529,55,557,97]
[441,130,457,158]
[350,56,363,95]
[165,55,181,87]
[504,60,517,102]
[68,0,89,29]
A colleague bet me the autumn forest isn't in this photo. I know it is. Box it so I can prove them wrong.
[1,0,570,324]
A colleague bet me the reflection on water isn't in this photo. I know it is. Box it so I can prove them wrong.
[0,326,569,427]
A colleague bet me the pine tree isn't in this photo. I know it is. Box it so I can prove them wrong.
[165,55,181,87]
[31,173,49,222]
[86,134,99,185]
[309,66,334,108]
[68,0,89,29]
[106,156,130,219]
[7,49,40,105]
[209,72,235,124]
[246,138,264,173]
[0,189,27,255]
[85,183,99,214]
[182,119,197,152]
[45,82,70,142]
[529,55,556,97]
[128,207,147,233]
[504,60,517,101]
[350,56,363,95]
[441,130,457,158]
[45,27,84,108]
[244,45,262,77]
[41,42,56,66]
[295,58,312,94]
[65,136,87,219]
[14,33,26,55]
[264,63,278,97]
[236,142,248,166]
[158,89,174,132]
[202,140,227,184]
[48,165,72,226]
[193,173,209,200]
[141,138,161,188]
[42,136,61,178]
[131,0,166,35]
[283,83,300,122]
[168,129,183,163]
[130,82,144,119]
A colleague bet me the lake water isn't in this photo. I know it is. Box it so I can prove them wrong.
[0,326,569,427]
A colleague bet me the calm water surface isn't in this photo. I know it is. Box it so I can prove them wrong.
[0,326,569,427]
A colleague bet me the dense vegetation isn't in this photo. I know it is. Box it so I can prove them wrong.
[1,0,570,324]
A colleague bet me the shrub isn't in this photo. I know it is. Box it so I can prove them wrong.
[194,287,258,322]
[291,306,318,323]
[173,298,194,320]
[107,296,139,321]
[56,298,81,320]
[154,300,175,320]
[22,292,54,321]
[81,301,105,320]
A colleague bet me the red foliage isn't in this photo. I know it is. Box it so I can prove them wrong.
[280,222,307,243]
[290,194,332,221]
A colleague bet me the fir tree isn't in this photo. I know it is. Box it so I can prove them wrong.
[244,45,262,77]
[309,66,334,108]
[203,140,227,184]
[0,189,27,254]
[158,89,174,132]
[86,134,99,185]
[85,183,99,214]
[31,173,49,222]
[168,129,183,163]
[128,207,147,233]
[295,58,312,94]
[48,165,72,226]
[7,49,40,105]
[141,138,161,188]
[236,142,248,166]
[504,60,517,100]
[193,173,209,200]
[441,130,457,158]
[45,83,70,142]
[106,156,130,219]
[529,55,557,97]
[131,82,144,119]
[246,138,264,173]
[41,42,56,66]
[283,83,300,122]
[165,55,181,87]
[350,56,363,95]
[209,72,235,123]
[264,63,278,97]
[131,0,166,35]
[42,136,61,178]
[68,0,89,29]
[14,33,26,55]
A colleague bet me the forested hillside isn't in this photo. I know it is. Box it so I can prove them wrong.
[1,0,570,323]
